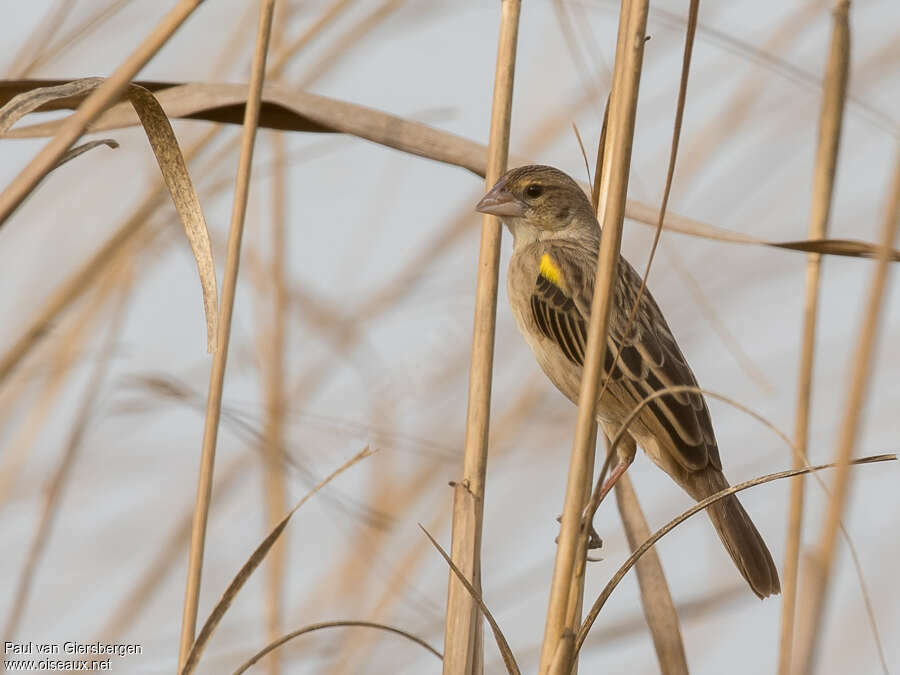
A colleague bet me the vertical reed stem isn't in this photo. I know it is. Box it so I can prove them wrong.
[442,2,521,673]
[178,0,278,666]
[792,149,900,675]
[538,1,649,672]
[779,2,850,672]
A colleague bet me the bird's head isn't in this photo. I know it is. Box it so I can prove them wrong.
[475,165,595,242]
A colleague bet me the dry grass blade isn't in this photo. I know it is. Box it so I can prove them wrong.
[422,526,520,675]
[539,1,648,671]
[0,0,206,227]
[54,138,119,168]
[179,0,277,665]
[792,148,900,675]
[779,2,850,672]
[0,77,218,350]
[179,446,376,675]
[231,620,442,675]
[614,473,688,675]
[125,83,219,352]
[443,2,520,673]
[4,79,900,262]
[574,454,897,662]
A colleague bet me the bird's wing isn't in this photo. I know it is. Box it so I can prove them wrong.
[531,248,719,471]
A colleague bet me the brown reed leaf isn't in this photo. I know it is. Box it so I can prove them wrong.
[2,79,898,262]
[179,446,376,675]
[230,620,442,675]
[0,78,219,352]
[125,83,218,353]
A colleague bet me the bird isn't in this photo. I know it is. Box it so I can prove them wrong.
[475,164,780,599]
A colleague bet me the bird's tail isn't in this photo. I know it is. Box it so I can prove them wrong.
[685,468,781,599]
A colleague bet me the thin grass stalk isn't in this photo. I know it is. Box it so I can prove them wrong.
[7,0,76,77]
[178,0,278,665]
[575,454,896,662]
[537,1,649,671]
[442,2,521,673]
[0,0,205,228]
[22,0,135,76]
[792,149,900,674]
[778,3,850,672]
[232,621,442,675]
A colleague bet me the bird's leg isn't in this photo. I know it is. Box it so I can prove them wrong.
[598,453,634,505]
[583,431,637,550]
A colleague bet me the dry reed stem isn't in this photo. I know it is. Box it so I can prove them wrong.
[180,446,376,675]
[0,0,205,228]
[791,149,900,675]
[2,274,131,642]
[586,5,698,670]
[614,472,689,675]
[178,0,278,665]
[258,12,290,674]
[574,454,896,663]
[259,119,288,675]
[231,620,442,675]
[778,3,850,672]
[538,1,648,671]
[425,526,520,675]
[443,2,520,673]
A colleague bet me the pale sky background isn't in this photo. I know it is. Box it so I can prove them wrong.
[0,1,898,674]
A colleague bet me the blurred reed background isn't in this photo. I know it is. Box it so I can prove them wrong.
[0,1,897,673]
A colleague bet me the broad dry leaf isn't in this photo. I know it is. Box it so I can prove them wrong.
[2,79,897,263]
[124,84,218,352]
[0,78,218,352]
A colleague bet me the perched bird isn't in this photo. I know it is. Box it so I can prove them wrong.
[476,164,780,599]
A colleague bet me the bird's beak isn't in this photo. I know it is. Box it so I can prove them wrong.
[475,183,526,217]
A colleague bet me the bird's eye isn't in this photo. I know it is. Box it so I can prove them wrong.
[525,184,544,199]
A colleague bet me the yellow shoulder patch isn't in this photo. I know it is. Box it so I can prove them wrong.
[539,253,563,287]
